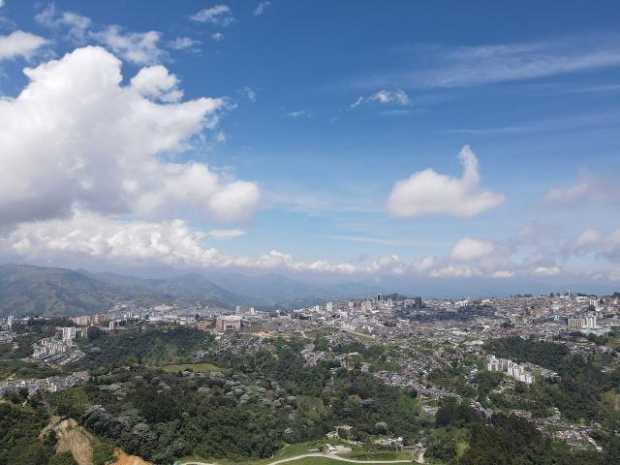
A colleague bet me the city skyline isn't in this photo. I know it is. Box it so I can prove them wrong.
[1,1,620,293]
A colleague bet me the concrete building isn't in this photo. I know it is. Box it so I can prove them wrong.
[60,327,78,341]
[215,315,242,332]
[567,314,597,330]
[71,314,107,327]
[0,371,89,397]
[33,338,69,359]
[487,355,533,384]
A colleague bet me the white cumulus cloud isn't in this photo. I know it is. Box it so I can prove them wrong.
[91,25,163,64]
[450,237,496,261]
[0,31,48,61]
[35,4,92,42]
[570,227,620,262]
[0,212,359,273]
[130,65,183,102]
[387,145,505,218]
[0,46,260,226]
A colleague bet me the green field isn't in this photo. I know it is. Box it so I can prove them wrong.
[346,450,412,461]
[178,440,414,465]
[180,458,412,465]
[182,441,326,465]
[268,458,409,465]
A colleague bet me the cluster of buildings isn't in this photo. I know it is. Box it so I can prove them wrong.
[0,314,15,344]
[31,326,86,365]
[0,371,89,396]
[1,288,618,454]
[567,314,598,331]
[487,354,534,384]
[71,307,142,330]
[69,303,242,333]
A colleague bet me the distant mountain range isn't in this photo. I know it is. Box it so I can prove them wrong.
[203,271,382,308]
[0,264,382,317]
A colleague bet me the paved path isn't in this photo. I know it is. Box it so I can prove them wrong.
[182,452,414,465]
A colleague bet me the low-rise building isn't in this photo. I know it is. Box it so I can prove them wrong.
[567,314,597,330]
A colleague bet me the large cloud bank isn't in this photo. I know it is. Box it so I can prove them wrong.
[0,46,259,226]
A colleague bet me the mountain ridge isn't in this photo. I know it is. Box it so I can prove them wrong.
[0,263,381,317]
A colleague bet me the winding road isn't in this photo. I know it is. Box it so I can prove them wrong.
[181,452,414,465]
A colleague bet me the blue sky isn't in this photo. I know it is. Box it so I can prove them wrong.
[1,1,620,293]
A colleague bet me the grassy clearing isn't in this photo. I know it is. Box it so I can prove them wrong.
[180,458,410,465]
[206,441,327,465]
[346,450,412,461]
[158,362,221,373]
[178,440,413,465]
[270,459,404,465]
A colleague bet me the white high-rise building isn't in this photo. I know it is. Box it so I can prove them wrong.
[60,327,78,342]
[487,355,533,385]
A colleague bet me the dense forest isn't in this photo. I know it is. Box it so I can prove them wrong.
[56,335,422,463]
[484,336,620,427]
[76,326,215,370]
[427,399,620,465]
[0,397,78,465]
[484,336,570,371]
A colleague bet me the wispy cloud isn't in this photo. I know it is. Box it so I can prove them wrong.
[168,36,200,51]
[286,110,311,119]
[35,4,92,42]
[325,234,440,247]
[240,86,256,102]
[91,25,164,65]
[361,35,620,89]
[254,1,272,16]
[351,88,410,109]
[444,111,620,136]
[207,229,246,240]
[520,81,620,96]
[191,4,235,27]
[545,175,620,206]
[266,190,381,215]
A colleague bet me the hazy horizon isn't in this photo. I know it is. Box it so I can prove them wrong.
[1,1,620,294]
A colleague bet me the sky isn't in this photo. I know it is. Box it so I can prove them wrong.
[1,0,620,295]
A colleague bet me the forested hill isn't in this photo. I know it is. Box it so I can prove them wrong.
[0,264,242,317]
[0,264,383,318]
